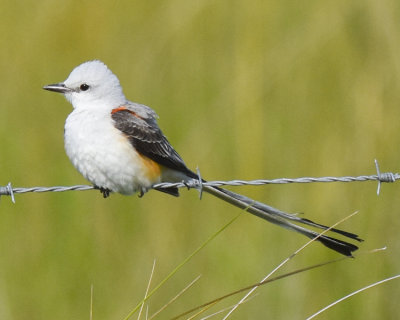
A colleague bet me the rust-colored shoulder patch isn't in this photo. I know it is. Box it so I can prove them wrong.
[111,106,144,119]
[111,106,128,114]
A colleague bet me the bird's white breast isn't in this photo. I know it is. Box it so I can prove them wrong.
[64,108,161,195]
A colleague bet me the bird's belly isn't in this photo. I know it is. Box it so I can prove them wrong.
[64,112,161,195]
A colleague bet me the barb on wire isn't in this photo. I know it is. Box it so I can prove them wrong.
[196,166,204,200]
[0,182,15,203]
[374,159,396,195]
[0,160,398,203]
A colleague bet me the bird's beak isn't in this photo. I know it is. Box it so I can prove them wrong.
[43,83,72,93]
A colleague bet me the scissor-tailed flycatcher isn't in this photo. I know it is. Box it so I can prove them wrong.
[43,60,362,256]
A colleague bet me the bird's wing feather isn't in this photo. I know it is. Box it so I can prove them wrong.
[111,103,195,177]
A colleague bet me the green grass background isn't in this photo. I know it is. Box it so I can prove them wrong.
[1,0,400,319]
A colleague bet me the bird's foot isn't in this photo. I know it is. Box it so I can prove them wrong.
[94,185,111,198]
[138,187,149,198]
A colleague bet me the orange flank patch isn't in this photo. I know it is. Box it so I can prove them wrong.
[138,153,162,182]
[111,106,143,119]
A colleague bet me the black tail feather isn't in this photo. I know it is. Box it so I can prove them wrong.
[202,185,361,256]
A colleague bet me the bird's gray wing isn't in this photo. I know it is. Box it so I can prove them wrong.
[111,103,195,178]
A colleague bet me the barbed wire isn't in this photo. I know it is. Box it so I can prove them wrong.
[0,160,398,204]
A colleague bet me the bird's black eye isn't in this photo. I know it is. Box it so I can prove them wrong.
[80,83,90,91]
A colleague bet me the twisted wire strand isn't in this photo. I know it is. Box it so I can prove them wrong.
[1,171,398,203]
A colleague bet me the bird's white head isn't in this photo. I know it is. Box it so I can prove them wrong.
[44,60,126,110]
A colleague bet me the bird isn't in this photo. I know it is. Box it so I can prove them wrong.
[43,60,362,256]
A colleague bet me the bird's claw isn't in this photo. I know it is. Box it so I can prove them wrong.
[94,185,111,198]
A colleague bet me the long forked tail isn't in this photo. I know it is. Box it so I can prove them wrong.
[202,186,363,256]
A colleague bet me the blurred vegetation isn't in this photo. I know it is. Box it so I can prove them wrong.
[0,0,400,319]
